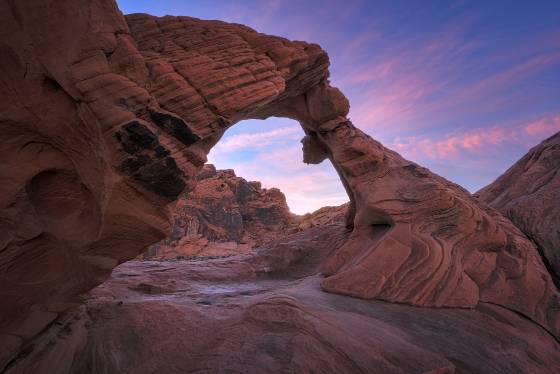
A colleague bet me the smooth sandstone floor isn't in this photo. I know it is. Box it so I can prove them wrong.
[5,225,560,374]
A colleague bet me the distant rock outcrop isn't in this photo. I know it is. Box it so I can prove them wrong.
[297,203,349,231]
[143,164,294,259]
[477,132,560,283]
[143,164,348,259]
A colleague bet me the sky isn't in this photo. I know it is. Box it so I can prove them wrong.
[117,0,560,214]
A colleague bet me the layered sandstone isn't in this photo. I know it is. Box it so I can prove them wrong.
[4,225,560,374]
[0,0,330,355]
[477,132,560,284]
[1,0,559,369]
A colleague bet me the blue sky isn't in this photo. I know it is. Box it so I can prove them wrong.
[117,0,560,214]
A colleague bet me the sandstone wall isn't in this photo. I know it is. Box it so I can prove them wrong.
[477,132,560,284]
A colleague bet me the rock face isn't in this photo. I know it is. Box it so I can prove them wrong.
[1,0,559,369]
[143,164,294,259]
[477,132,560,284]
[0,0,330,354]
[142,164,348,260]
[296,203,349,231]
[4,225,560,374]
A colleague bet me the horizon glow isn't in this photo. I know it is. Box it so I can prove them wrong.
[117,0,560,214]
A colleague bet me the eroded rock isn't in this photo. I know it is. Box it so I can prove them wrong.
[256,87,560,338]
[0,1,330,357]
[143,165,294,259]
[4,225,560,374]
[142,164,348,260]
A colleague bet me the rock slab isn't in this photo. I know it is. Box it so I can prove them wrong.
[477,132,560,284]
[4,225,560,374]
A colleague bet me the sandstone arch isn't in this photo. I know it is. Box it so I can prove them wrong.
[0,1,558,365]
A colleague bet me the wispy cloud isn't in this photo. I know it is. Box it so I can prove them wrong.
[212,126,301,153]
[392,127,511,160]
[391,113,560,162]
[336,11,560,141]
[524,115,560,137]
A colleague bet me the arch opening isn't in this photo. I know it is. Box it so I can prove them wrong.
[207,117,349,215]
[141,116,352,260]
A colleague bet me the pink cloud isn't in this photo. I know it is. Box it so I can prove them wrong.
[260,146,307,172]
[339,58,399,86]
[458,52,560,101]
[350,72,450,130]
[336,15,559,138]
[524,115,560,137]
[212,125,301,153]
[347,47,560,136]
[390,114,559,161]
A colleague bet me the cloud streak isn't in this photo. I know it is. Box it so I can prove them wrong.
[212,126,301,154]
[524,115,560,137]
[391,113,560,162]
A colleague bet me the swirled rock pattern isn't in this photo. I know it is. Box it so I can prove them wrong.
[477,132,560,284]
[261,90,559,338]
[4,225,560,374]
[0,0,328,357]
[0,0,559,369]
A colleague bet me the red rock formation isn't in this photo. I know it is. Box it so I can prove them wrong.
[4,225,560,374]
[143,164,294,259]
[266,89,559,337]
[143,164,347,260]
[1,0,559,369]
[296,203,348,231]
[477,132,560,284]
[0,0,330,355]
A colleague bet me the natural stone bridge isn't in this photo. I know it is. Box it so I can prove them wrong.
[0,0,558,367]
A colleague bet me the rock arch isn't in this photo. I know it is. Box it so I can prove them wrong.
[0,1,558,365]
